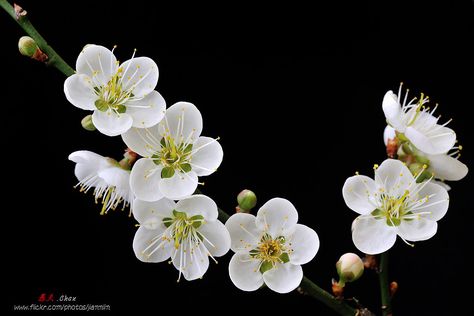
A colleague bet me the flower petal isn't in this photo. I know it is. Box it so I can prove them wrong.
[263,263,303,294]
[64,74,96,110]
[352,216,397,255]
[428,154,468,181]
[412,181,449,221]
[76,44,117,86]
[375,159,414,196]
[398,218,437,242]
[120,57,158,98]
[405,125,456,155]
[160,102,203,141]
[383,125,396,146]
[98,166,130,188]
[342,175,377,215]
[382,90,400,120]
[121,125,161,157]
[158,171,198,200]
[172,242,209,281]
[256,198,298,237]
[68,150,105,165]
[133,226,172,263]
[126,90,166,128]
[132,198,176,227]
[288,224,319,265]
[225,213,260,253]
[191,136,223,176]
[92,110,133,136]
[175,194,218,221]
[130,158,164,202]
[229,253,264,291]
[197,220,231,257]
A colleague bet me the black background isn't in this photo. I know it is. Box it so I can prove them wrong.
[3,1,473,315]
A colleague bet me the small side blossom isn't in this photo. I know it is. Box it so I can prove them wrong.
[225,198,319,294]
[382,83,456,155]
[69,150,134,215]
[64,44,165,136]
[122,102,223,201]
[343,159,449,255]
[132,195,230,281]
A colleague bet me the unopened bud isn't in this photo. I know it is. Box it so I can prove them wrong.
[236,189,257,213]
[81,115,96,131]
[336,253,364,284]
[18,36,48,62]
[390,281,398,297]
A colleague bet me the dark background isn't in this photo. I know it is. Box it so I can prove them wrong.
[3,1,473,315]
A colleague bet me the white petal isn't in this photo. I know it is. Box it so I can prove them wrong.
[256,198,298,237]
[76,44,117,86]
[191,136,223,176]
[432,180,451,191]
[225,213,260,253]
[158,171,198,200]
[263,263,303,294]
[64,74,96,110]
[126,90,166,128]
[288,224,319,265]
[68,150,105,164]
[120,57,158,98]
[412,181,449,221]
[121,125,162,157]
[428,154,468,181]
[382,90,401,120]
[352,216,397,255]
[98,166,130,188]
[197,220,231,257]
[133,226,172,263]
[172,242,209,281]
[342,175,377,215]
[383,125,396,146]
[130,158,164,202]
[92,110,133,136]
[229,253,264,291]
[405,125,456,155]
[132,198,176,227]
[398,218,437,242]
[375,159,414,196]
[161,102,203,141]
[175,194,218,221]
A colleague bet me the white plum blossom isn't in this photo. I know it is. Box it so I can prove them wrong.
[132,195,230,281]
[69,150,134,215]
[343,159,449,255]
[64,44,165,136]
[384,125,468,183]
[382,83,456,155]
[225,198,319,294]
[122,101,223,201]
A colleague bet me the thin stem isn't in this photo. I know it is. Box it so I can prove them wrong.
[0,0,75,76]
[378,251,392,315]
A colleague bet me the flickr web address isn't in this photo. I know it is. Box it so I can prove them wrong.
[13,303,110,312]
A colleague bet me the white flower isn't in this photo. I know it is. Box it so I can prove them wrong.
[122,101,223,201]
[382,84,456,155]
[225,198,319,294]
[343,159,449,255]
[69,150,134,215]
[64,44,165,136]
[384,125,468,182]
[132,195,230,281]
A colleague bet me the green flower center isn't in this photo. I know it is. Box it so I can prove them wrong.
[152,137,193,178]
[372,190,415,226]
[250,233,290,273]
[94,67,132,113]
[163,210,204,249]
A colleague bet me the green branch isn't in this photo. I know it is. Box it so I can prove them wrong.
[0,0,75,76]
[379,251,392,315]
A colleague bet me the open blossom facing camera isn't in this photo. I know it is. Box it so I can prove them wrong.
[122,101,223,201]
[64,44,165,136]
[132,195,230,281]
[69,150,134,215]
[225,198,319,294]
[382,83,456,155]
[343,159,449,255]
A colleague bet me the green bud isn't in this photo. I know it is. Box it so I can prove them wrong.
[18,36,38,57]
[81,115,96,131]
[336,253,364,283]
[237,189,257,212]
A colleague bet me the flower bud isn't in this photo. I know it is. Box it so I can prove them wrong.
[236,189,257,213]
[18,36,38,57]
[81,115,96,131]
[336,253,364,284]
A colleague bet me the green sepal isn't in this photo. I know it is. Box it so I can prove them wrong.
[163,217,173,227]
[116,104,127,113]
[280,252,290,263]
[386,217,401,226]
[260,261,273,273]
[181,163,192,173]
[161,167,175,179]
[95,99,109,112]
[190,215,204,228]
